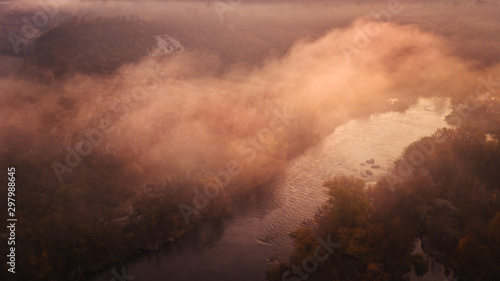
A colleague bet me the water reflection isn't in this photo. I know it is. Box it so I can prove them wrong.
[89,98,451,281]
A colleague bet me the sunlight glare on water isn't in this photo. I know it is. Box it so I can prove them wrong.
[90,98,452,281]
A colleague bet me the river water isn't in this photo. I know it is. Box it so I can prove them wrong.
[90,98,451,281]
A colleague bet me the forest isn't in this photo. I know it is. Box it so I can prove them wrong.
[0,17,318,281]
[1,1,500,280]
[269,122,500,280]
[23,16,159,77]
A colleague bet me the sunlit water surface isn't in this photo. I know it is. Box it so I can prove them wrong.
[90,98,451,281]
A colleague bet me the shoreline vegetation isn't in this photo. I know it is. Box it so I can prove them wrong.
[1,9,500,281]
[0,16,323,281]
[269,126,500,281]
[2,93,499,280]
[0,127,314,281]
[0,111,318,281]
[4,92,499,281]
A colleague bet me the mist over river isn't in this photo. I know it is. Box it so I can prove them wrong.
[2,1,500,280]
[87,98,451,281]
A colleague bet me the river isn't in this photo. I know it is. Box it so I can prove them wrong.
[89,97,452,281]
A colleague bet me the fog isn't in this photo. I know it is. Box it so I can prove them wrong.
[1,1,500,191]
[3,1,500,281]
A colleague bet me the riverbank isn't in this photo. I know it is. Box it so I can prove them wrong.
[85,98,453,281]
[276,127,500,281]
